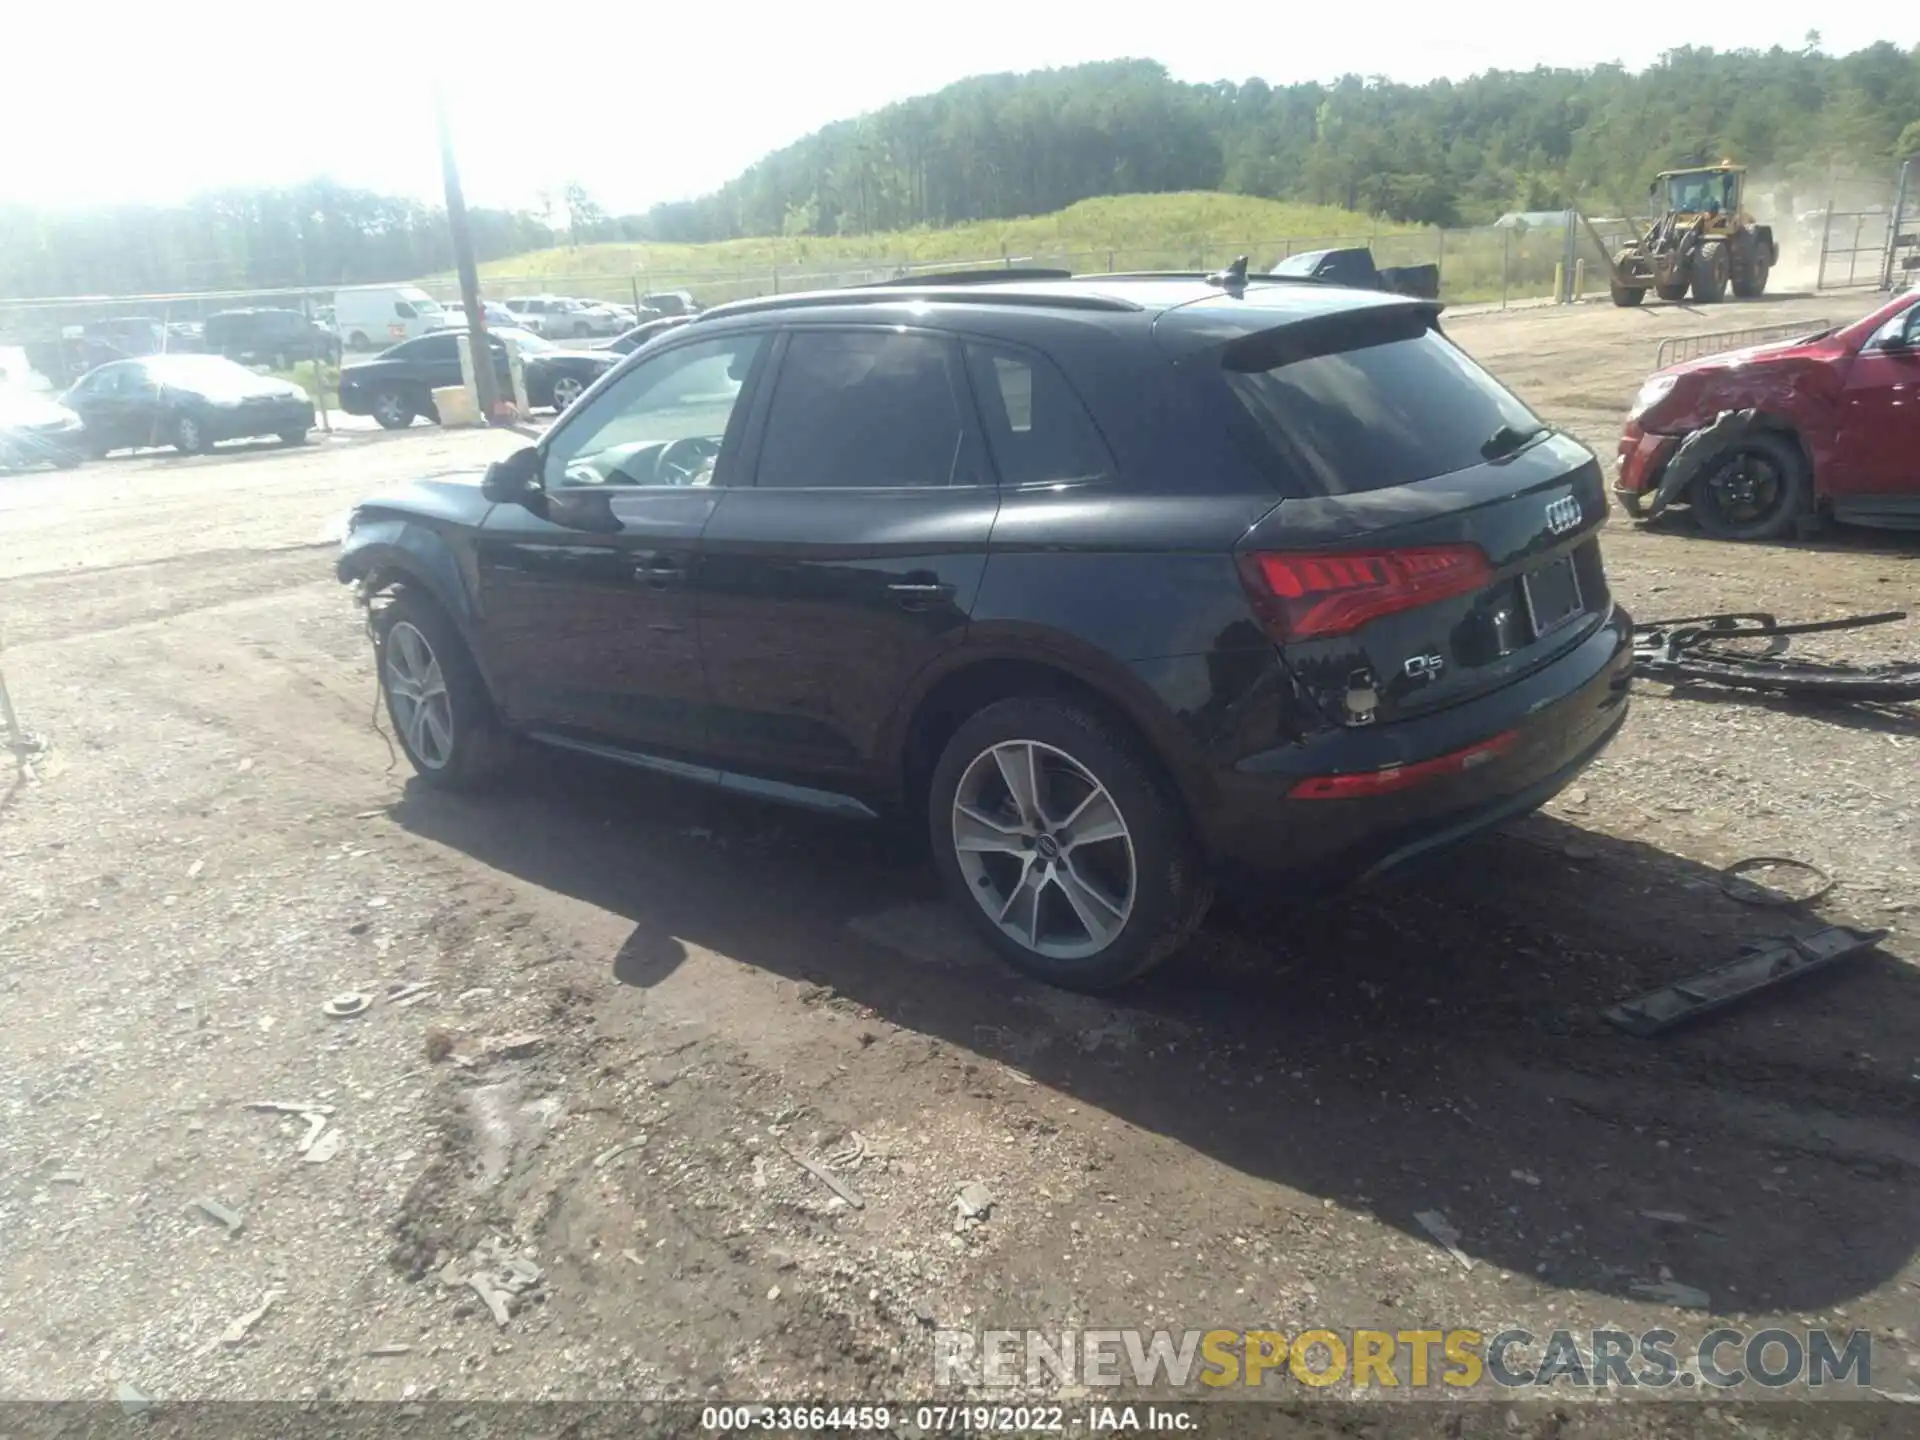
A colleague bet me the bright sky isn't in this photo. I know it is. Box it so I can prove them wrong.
[6,4,1912,215]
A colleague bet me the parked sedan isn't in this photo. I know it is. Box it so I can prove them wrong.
[0,388,86,471]
[336,327,615,428]
[1616,288,1920,537]
[596,313,694,356]
[62,355,314,455]
[503,295,626,339]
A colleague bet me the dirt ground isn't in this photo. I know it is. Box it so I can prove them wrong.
[1,290,1916,1435]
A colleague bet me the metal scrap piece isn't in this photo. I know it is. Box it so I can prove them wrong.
[790,1151,865,1209]
[1604,924,1887,1038]
[1631,610,1919,703]
[1720,856,1835,908]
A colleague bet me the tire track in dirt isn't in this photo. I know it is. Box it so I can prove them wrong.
[0,545,335,646]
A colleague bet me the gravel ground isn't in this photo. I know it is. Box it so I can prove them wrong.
[1,293,1916,1436]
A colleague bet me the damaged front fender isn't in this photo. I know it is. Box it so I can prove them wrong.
[1643,407,1760,520]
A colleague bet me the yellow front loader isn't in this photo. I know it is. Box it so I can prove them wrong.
[1604,164,1779,306]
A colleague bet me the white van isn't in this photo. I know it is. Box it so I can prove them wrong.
[333,285,450,351]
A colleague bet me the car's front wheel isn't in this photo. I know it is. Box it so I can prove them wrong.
[549,374,584,411]
[371,390,415,429]
[173,413,212,454]
[373,591,510,788]
[928,696,1211,992]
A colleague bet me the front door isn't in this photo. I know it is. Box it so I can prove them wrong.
[474,330,770,756]
[695,326,999,789]
[1831,302,1920,504]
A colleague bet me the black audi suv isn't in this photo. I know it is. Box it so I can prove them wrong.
[337,267,1632,990]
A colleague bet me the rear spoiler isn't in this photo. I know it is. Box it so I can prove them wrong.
[1220,300,1445,373]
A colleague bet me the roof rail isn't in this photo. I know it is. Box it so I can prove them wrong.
[698,286,1143,320]
[1070,270,1327,286]
[857,267,1075,287]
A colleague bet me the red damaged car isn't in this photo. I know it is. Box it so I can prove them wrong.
[1615,289,1920,539]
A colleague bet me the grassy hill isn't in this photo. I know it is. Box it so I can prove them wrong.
[470,193,1428,293]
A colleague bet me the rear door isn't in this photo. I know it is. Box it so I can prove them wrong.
[694,325,998,786]
[1219,308,1612,728]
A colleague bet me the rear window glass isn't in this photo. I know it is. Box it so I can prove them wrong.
[1223,327,1542,494]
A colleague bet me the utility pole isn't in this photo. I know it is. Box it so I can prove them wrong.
[435,87,502,420]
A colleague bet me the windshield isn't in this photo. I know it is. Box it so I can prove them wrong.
[1665,172,1736,214]
[495,327,552,352]
[1224,325,1543,495]
[146,355,276,395]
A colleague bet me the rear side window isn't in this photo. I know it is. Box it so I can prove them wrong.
[1223,326,1542,494]
[964,343,1112,486]
[756,330,969,490]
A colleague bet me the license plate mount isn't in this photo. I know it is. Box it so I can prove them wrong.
[1523,556,1583,639]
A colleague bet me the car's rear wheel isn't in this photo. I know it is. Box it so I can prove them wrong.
[371,390,415,429]
[928,696,1211,992]
[1691,431,1810,541]
[373,591,510,788]
[173,413,212,454]
[280,428,310,446]
[348,331,372,351]
[549,374,585,411]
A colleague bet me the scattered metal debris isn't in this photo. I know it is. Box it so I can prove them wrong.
[593,1136,647,1168]
[1632,1278,1711,1310]
[387,981,432,1004]
[295,1113,329,1155]
[49,1171,81,1186]
[303,1129,343,1165]
[952,1181,995,1231]
[792,1151,866,1210]
[1510,1169,1542,1187]
[245,1101,335,1116]
[1720,856,1835,908]
[1632,609,1919,703]
[366,1343,413,1357]
[457,1240,546,1328]
[1604,924,1888,1038]
[468,1273,513,1327]
[192,1197,245,1236]
[479,1031,543,1058]
[220,1289,281,1347]
[1414,1209,1475,1271]
[321,992,373,1020]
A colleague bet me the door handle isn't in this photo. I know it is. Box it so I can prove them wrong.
[887,580,955,611]
[632,556,684,588]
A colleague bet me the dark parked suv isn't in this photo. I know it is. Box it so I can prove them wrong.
[204,308,340,367]
[337,270,1632,990]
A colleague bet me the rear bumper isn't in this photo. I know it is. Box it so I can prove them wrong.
[1614,424,1679,498]
[1203,606,1634,892]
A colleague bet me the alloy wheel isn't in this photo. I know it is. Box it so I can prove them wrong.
[551,375,584,410]
[374,393,409,427]
[951,739,1135,960]
[384,620,454,770]
[176,416,202,451]
[1706,452,1784,526]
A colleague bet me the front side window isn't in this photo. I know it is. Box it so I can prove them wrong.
[756,330,968,490]
[543,333,765,489]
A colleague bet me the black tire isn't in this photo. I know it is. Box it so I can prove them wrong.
[371,390,415,430]
[926,695,1212,992]
[53,452,82,471]
[280,428,310,446]
[1691,431,1810,542]
[348,331,372,352]
[372,589,512,789]
[1655,283,1690,302]
[1733,254,1771,299]
[1691,241,1729,303]
[85,433,111,460]
[173,412,213,454]
[1609,280,1645,307]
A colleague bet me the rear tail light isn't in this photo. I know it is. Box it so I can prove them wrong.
[1287,730,1518,800]
[1237,545,1493,641]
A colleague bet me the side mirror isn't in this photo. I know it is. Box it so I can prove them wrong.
[481,445,543,505]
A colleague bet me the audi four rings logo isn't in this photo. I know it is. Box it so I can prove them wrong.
[1544,496,1581,535]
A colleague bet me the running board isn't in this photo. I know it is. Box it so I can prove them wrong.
[526,731,880,821]
[1603,924,1887,1038]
